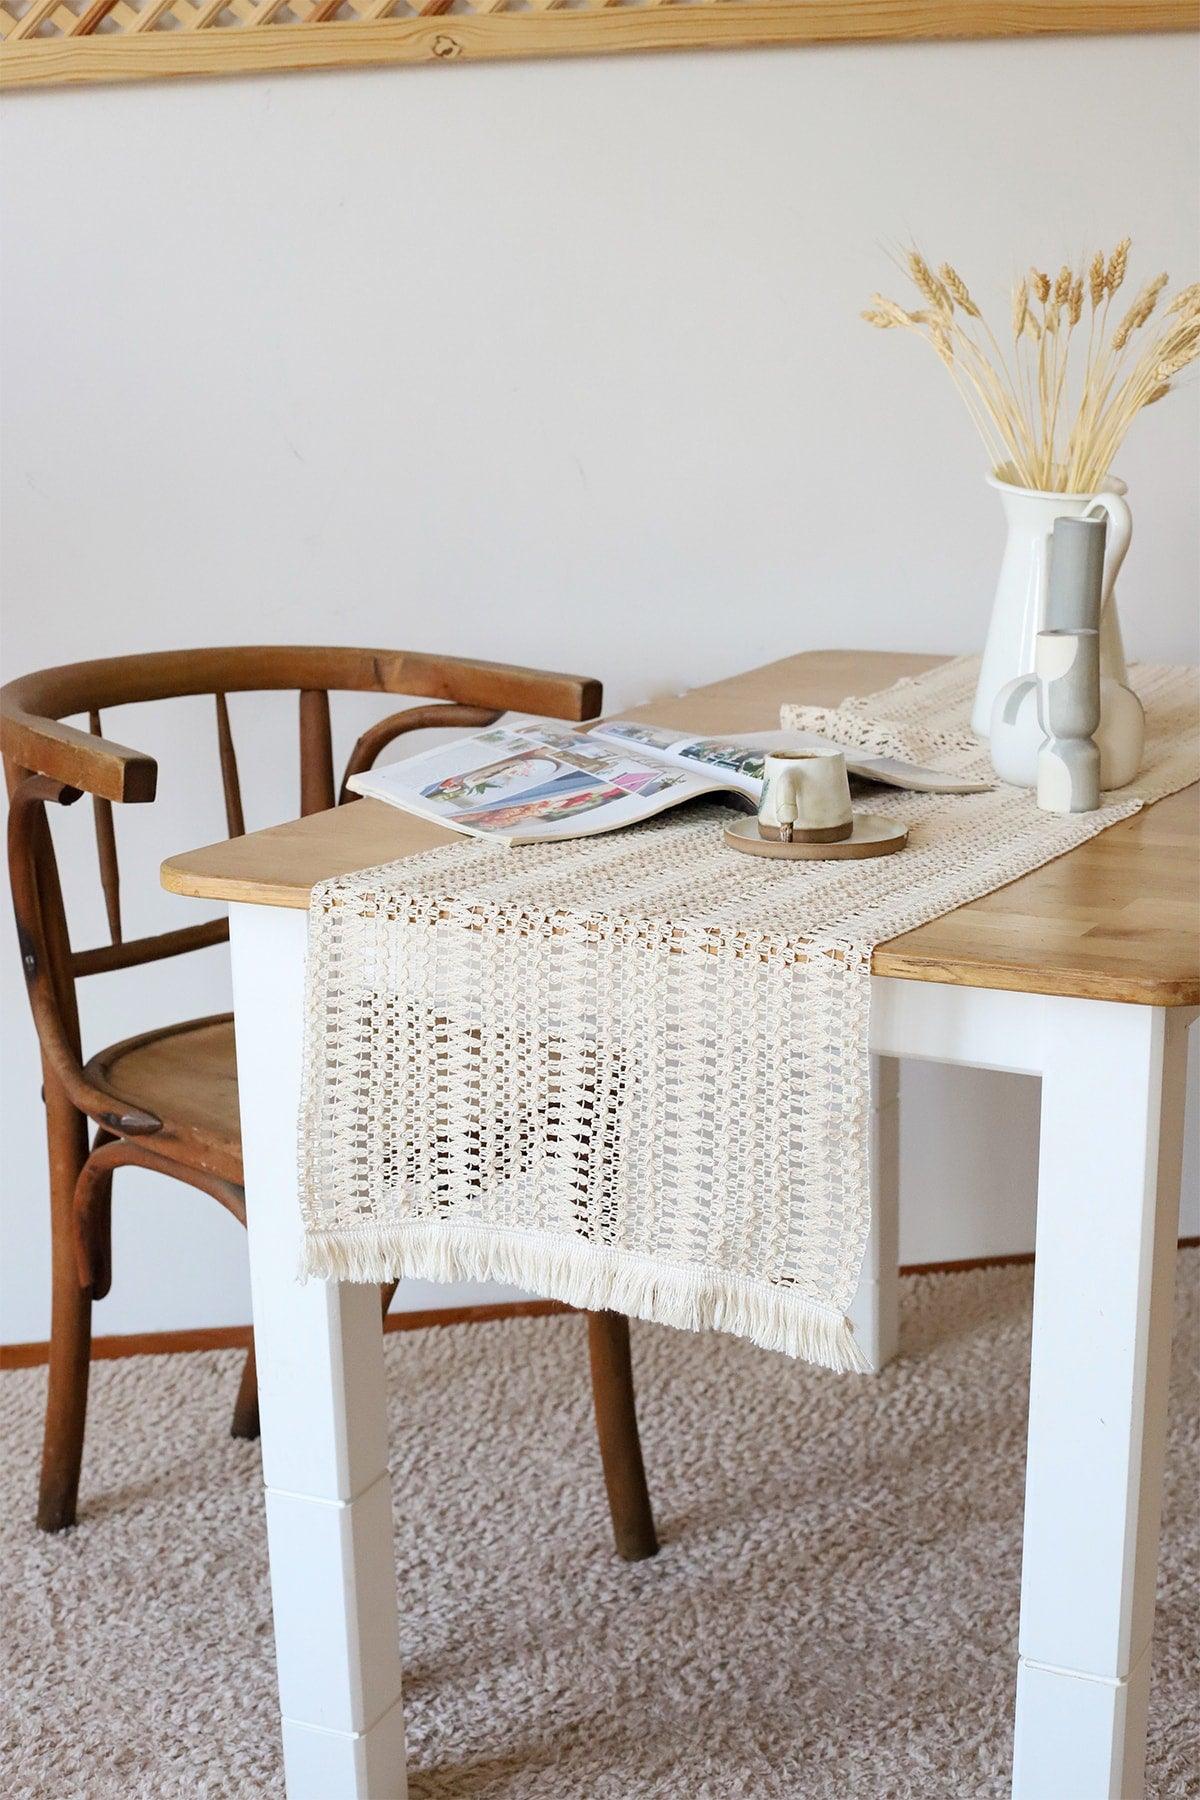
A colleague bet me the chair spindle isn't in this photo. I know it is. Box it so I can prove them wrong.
[299,690,336,816]
[88,710,122,945]
[214,693,245,838]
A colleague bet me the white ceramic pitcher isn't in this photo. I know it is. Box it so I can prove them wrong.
[972,473,1132,739]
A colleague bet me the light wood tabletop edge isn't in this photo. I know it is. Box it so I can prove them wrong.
[872,944,1198,1009]
[161,649,1200,1009]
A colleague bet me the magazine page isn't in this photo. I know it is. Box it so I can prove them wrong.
[591,721,991,795]
[591,721,764,796]
[345,719,736,845]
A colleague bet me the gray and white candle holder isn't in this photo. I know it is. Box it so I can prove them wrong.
[1035,628,1101,813]
[989,514,1144,792]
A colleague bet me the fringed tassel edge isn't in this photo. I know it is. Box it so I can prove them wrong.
[299,1221,870,1374]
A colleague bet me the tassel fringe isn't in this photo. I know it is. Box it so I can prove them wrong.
[299,1221,870,1374]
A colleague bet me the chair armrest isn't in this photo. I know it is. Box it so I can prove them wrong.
[1,681,157,804]
[359,651,602,724]
[337,664,605,800]
[7,775,161,1134]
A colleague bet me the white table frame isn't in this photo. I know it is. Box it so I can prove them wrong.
[230,899,1193,1800]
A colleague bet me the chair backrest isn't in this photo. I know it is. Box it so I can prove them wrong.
[2,645,601,1134]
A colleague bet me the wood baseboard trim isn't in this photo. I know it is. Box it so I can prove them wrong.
[2,1244,1194,1370]
[900,1238,1198,1279]
[898,1251,1037,1277]
[0,1298,574,1370]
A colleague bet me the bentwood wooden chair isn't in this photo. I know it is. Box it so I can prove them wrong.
[2,646,658,1557]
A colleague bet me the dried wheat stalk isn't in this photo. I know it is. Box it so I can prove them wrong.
[864,241,1200,493]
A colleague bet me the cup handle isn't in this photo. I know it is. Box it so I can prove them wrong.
[1083,490,1132,607]
[774,764,803,826]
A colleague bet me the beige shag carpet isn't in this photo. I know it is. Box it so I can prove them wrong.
[3,1256,1197,1799]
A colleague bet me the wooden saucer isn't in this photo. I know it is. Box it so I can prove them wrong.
[723,813,908,861]
[756,818,853,844]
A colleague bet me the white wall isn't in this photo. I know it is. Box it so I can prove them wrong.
[2,34,1197,1343]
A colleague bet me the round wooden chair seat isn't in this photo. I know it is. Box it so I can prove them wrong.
[83,1014,242,1187]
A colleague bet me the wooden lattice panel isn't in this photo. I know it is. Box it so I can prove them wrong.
[0,0,1194,90]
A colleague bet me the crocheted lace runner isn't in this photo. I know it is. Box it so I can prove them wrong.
[298,657,1198,1371]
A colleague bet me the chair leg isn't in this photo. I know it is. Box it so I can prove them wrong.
[230,1341,261,1440]
[587,1311,658,1561]
[73,1150,114,1299]
[38,1077,92,1532]
[231,1282,397,1441]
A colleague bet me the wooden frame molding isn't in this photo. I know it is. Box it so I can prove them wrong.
[1,0,1195,93]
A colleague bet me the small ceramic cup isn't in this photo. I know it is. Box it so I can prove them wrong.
[757,749,853,843]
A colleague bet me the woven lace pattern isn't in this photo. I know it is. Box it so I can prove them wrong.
[299,658,1198,1370]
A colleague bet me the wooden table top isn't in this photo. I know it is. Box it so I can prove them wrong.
[162,649,1200,1008]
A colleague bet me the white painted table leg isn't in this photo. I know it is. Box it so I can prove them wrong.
[230,903,407,1800]
[847,1053,900,1372]
[1012,1000,1190,1800]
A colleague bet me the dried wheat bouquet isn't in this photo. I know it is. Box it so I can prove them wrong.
[864,242,1199,494]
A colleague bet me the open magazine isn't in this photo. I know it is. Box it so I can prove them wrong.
[345,715,991,846]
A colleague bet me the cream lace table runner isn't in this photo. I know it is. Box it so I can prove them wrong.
[299,658,1198,1371]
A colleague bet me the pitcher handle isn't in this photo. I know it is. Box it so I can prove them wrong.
[1083,490,1132,606]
